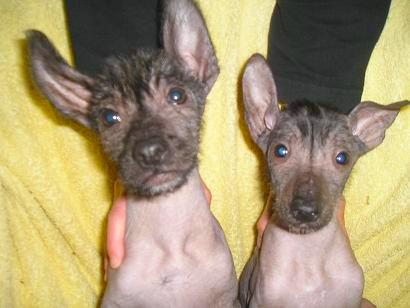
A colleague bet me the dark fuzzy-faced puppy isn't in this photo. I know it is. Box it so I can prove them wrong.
[27,1,239,307]
[27,0,218,197]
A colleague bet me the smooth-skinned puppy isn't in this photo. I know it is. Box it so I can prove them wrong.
[239,54,408,308]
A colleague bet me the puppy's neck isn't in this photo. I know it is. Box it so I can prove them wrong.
[127,167,207,214]
[265,205,351,263]
[269,216,340,248]
[257,203,364,308]
[125,168,213,246]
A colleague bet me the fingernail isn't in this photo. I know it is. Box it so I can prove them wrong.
[110,257,120,269]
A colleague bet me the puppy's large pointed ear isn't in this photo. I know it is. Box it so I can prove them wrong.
[242,54,279,152]
[162,0,219,94]
[26,30,94,128]
[349,100,409,153]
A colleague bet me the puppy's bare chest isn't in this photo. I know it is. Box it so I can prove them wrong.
[251,226,364,308]
[103,216,238,308]
[254,264,363,308]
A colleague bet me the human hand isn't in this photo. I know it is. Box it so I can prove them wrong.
[256,192,273,248]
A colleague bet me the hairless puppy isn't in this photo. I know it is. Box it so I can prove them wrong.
[26,0,239,306]
[239,54,408,308]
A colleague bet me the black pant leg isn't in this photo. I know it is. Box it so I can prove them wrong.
[65,0,160,76]
[267,0,391,113]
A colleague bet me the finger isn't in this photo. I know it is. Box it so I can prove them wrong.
[361,298,376,308]
[114,180,125,200]
[107,196,127,269]
[257,192,273,248]
[104,255,108,282]
[336,196,349,238]
[199,175,212,206]
[337,195,346,226]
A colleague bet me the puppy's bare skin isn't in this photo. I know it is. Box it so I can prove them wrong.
[26,0,239,306]
[104,169,237,307]
[239,54,408,308]
[105,176,212,271]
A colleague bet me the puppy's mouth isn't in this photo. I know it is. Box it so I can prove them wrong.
[144,171,180,187]
[275,207,333,235]
[121,166,194,197]
[281,222,322,235]
[272,192,334,234]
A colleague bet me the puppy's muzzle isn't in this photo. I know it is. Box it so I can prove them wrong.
[133,137,169,168]
[290,197,319,223]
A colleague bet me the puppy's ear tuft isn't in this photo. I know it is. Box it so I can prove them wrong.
[162,0,219,94]
[26,30,94,128]
[349,100,409,153]
[242,54,279,152]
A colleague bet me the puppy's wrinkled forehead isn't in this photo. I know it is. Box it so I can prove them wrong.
[272,101,354,149]
[94,50,204,107]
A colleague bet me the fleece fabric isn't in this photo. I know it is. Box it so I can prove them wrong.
[0,0,409,307]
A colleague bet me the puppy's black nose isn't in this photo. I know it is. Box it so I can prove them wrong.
[134,138,168,168]
[290,198,319,223]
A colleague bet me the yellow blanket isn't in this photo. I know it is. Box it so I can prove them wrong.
[1,1,409,307]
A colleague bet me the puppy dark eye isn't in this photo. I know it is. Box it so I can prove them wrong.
[335,152,349,165]
[274,144,288,158]
[168,87,186,105]
[101,109,121,126]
